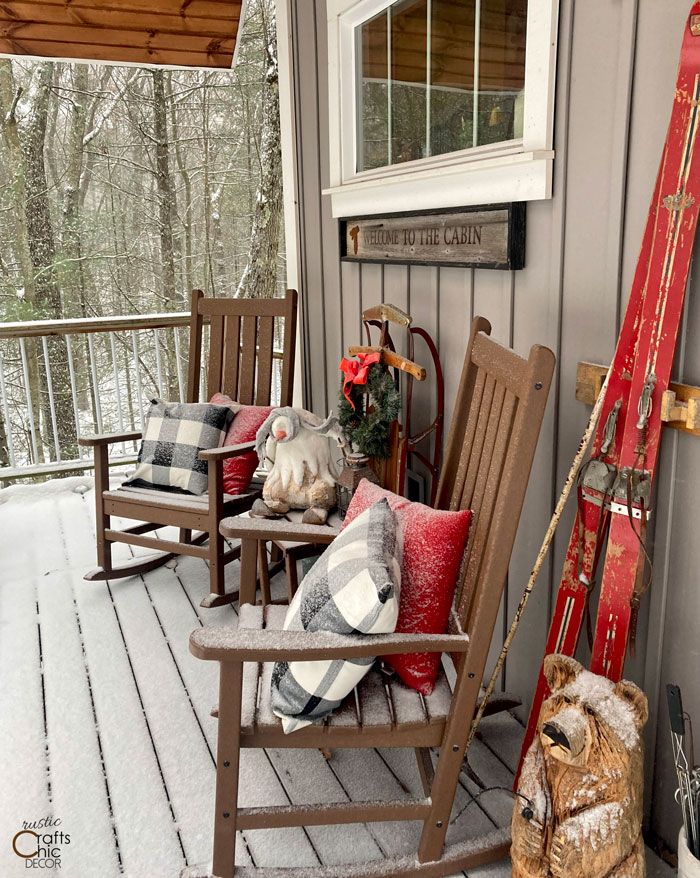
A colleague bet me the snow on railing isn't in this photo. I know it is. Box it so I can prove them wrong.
[0,313,283,483]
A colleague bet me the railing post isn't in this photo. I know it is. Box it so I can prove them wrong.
[65,335,85,460]
[131,330,145,428]
[0,352,16,468]
[88,333,103,434]
[173,326,185,402]
[41,337,61,462]
[109,332,127,456]
[18,338,40,465]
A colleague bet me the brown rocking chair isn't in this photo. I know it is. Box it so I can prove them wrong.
[79,289,297,608]
[187,316,555,876]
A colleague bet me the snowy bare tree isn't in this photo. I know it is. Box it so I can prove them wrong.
[0,0,285,472]
[236,0,283,300]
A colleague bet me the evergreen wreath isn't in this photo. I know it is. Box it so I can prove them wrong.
[338,362,400,459]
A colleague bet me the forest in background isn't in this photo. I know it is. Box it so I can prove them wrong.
[0,0,283,473]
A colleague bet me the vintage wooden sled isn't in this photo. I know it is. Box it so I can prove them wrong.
[186,317,555,877]
[360,302,445,504]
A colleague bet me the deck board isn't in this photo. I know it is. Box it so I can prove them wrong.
[0,498,51,854]
[37,508,121,876]
[151,545,322,868]
[64,495,190,874]
[0,484,675,878]
[94,514,316,870]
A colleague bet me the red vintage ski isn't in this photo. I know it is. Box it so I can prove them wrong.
[518,3,700,773]
[591,7,700,677]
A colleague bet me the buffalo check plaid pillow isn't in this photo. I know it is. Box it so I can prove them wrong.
[271,498,401,733]
[124,399,234,495]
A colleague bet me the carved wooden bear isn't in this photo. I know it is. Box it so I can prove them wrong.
[512,654,648,878]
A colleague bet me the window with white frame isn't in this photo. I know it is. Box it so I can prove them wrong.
[325,0,558,217]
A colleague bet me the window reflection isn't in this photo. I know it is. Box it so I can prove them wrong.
[356,0,527,172]
[390,0,428,164]
[359,10,390,170]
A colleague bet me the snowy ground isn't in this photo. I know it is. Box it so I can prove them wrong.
[0,482,675,878]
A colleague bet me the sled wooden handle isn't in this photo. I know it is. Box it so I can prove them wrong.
[347,346,426,381]
[362,303,412,327]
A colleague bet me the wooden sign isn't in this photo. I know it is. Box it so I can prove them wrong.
[340,204,525,270]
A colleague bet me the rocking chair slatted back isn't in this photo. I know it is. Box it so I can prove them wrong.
[436,316,554,652]
[187,289,297,407]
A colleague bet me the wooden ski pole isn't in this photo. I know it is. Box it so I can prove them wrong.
[466,366,612,753]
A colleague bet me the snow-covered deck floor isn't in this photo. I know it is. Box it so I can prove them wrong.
[1,480,674,878]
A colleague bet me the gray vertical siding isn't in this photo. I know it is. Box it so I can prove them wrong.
[288,0,700,848]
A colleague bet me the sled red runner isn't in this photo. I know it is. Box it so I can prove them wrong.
[519,3,700,773]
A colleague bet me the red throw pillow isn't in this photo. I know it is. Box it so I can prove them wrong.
[342,480,472,695]
[209,393,273,495]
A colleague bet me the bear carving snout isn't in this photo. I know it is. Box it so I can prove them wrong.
[540,706,590,765]
[542,722,570,749]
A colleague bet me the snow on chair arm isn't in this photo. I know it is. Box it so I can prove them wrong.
[198,440,257,461]
[218,515,339,545]
[189,626,469,663]
[78,430,142,446]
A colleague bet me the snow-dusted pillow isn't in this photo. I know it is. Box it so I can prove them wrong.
[341,479,472,695]
[125,399,234,495]
[271,498,401,733]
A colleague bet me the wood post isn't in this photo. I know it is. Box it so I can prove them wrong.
[418,659,482,863]
[93,443,112,571]
[257,542,271,606]
[280,290,297,407]
[285,552,299,602]
[208,457,225,597]
[239,538,258,607]
[187,289,204,404]
[212,661,243,878]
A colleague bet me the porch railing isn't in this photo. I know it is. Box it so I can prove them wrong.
[0,313,283,483]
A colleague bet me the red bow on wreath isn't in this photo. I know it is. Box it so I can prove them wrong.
[339,351,381,410]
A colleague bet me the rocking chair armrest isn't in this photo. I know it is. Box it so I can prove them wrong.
[199,440,256,462]
[189,626,469,662]
[219,515,340,544]
[78,430,142,447]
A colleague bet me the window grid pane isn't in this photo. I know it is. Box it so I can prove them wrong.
[356,0,527,173]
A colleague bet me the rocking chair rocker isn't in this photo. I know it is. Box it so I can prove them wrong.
[79,289,297,607]
[187,316,555,876]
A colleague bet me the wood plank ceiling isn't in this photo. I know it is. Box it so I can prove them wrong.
[0,0,245,68]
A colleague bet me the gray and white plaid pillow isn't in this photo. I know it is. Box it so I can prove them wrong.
[124,399,234,495]
[271,498,401,733]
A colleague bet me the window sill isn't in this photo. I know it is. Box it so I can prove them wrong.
[323,149,554,219]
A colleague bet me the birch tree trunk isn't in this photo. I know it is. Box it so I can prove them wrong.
[167,71,194,295]
[20,62,77,459]
[236,5,283,300]
[61,63,88,318]
[152,69,178,309]
[152,69,180,398]
[0,60,44,462]
[60,63,95,415]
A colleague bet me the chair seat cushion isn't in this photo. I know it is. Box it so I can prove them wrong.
[125,399,234,495]
[341,480,472,696]
[271,498,401,734]
[210,394,273,495]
